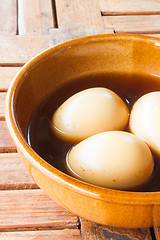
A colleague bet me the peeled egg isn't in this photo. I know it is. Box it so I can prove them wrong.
[67,131,154,190]
[130,91,160,156]
[52,87,129,142]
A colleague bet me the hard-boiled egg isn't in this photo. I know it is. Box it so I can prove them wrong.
[67,131,154,190]
[129,91,160,156]
[52,87,129,142]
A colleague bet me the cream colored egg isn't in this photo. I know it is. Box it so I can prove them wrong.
[130,92,160,156]
[52,87,129,142]
[67,131,154,190]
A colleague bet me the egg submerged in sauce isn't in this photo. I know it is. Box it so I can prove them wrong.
[130,91,160,156]
[28,72,160,192]
[52,87,129,142]
[67,131,154,190]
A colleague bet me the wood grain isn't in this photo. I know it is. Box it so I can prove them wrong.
[18,0,54,35]
[49,28,114,45]
[80,218,152,240]
[0,121,17,153]
[0,0,17,34]
[40,0,54,33]
[103,15,160,34]
[0,92,6,120]
[50,0,111,45]
[56,0,103,28]
[0,189,79,231]
[0,35,49,65]
[154,225,160,240]
[0,229,81,240]
[0,67,21,91]
[0,153,38,190]
[99,0,160,16]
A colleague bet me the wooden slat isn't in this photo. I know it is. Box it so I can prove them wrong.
[99,0,160,16]
[50,0,112,45]
[0,229,81,240]
[0,189,79,231]
[0,92,6,120]
[0,121,17,153]
[154,226,160,240]
[0,153,38,190]
[49,28,114,45]
[103,15,160,34]
[56,0,103,29]
[50,32,160,47]
[153,205,160,240]
[80,218,152,240]
[0,35,49,65]
[40,0,54,32]
[18,0,54,35]
[0,0,17,34]
[0,67,21,91]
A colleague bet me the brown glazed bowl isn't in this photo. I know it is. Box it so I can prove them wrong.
[5,34,160,228]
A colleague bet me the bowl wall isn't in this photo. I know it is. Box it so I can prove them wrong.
[6,34,160,227]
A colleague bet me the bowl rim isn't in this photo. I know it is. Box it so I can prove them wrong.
[5,33,160,205]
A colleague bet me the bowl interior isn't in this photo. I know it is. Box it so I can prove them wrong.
[7,34,160,228]
[8,34,160,203]
[13,34,160,140]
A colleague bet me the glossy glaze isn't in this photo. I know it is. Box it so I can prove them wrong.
[5,34,160,228]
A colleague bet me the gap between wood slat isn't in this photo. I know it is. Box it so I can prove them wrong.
[16,0,19,35]
[0,63,24,67]
[102,11,160,16]
[150,227,157,240]
[52,0,58,28]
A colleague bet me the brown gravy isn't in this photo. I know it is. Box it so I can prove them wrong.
[28,72,160,192]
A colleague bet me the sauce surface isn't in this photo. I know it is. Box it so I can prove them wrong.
[28,72,160,192]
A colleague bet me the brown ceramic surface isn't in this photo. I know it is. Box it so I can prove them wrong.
[5,34,160,228]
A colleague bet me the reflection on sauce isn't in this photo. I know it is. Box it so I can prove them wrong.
[28,72,160,192]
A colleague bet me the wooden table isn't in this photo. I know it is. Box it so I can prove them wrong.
[1,0,160,239]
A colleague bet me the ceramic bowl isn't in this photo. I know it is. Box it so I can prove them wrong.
[5,34,160,228]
